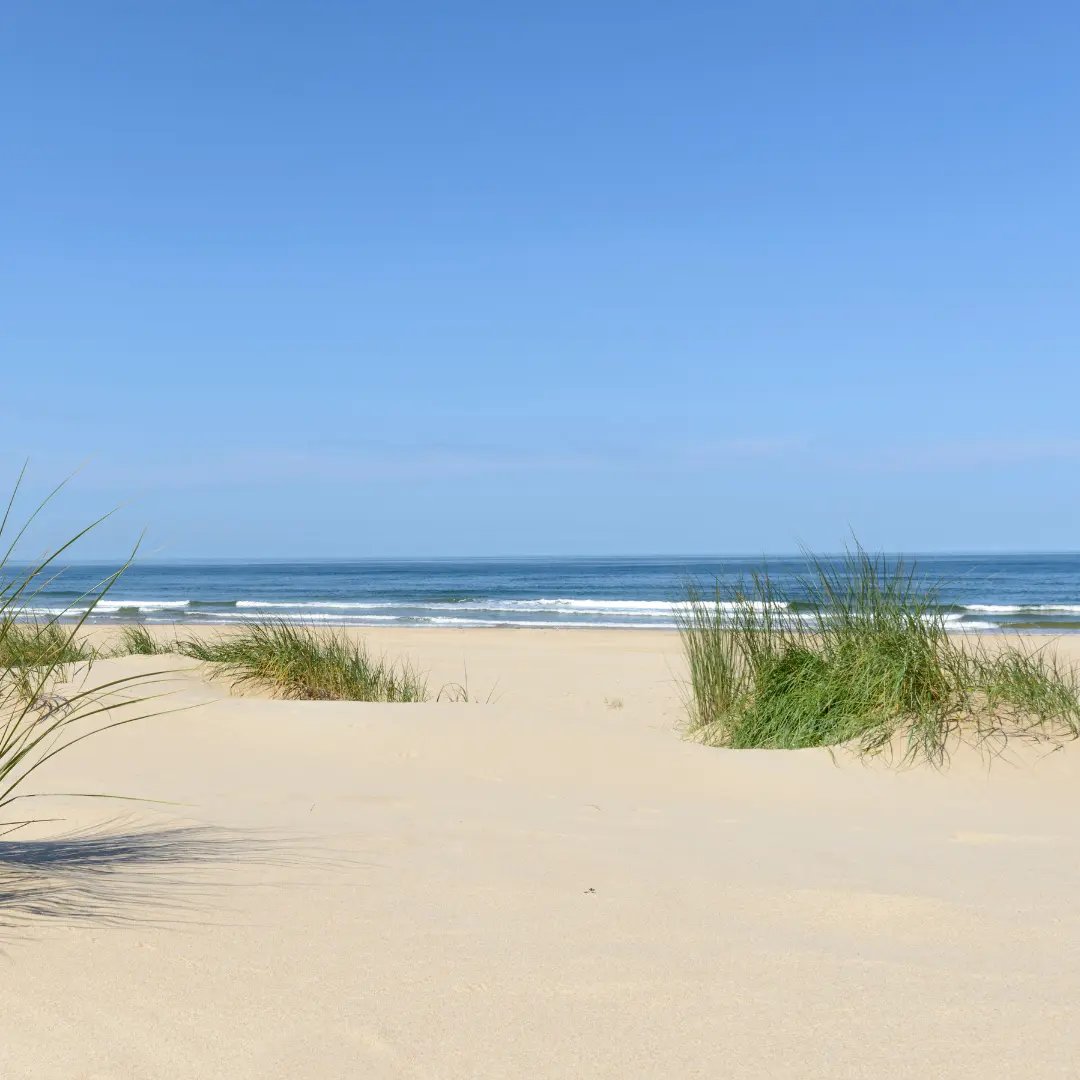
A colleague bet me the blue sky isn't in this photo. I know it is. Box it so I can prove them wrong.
[3,2,1078,558]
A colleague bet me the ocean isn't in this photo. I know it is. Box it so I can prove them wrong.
[13,553,1080,633]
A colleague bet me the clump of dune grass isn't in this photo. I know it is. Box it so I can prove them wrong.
[0,619,95,704]
[678,547,1080,765]
[177,621,428,702]
[0,619,94,669]
[113,624,173,657]
[0,466,170,825]
[174,634,229,663]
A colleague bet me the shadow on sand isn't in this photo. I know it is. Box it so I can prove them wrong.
[0,820,326,941]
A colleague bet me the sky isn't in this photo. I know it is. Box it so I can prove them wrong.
[3,1,1078,559]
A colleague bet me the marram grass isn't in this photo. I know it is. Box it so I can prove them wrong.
[0,619,93,670]
[677,547,1080,765]
[176,621,428,702]
[0,466,168,824]
[113,624,170,657]
[0,619,95,704]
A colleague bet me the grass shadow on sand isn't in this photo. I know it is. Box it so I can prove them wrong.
[0,820,330,941]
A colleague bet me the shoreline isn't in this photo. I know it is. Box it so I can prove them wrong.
[71,619,1080,638]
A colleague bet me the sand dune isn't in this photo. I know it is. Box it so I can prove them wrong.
[4,629,1080,1078]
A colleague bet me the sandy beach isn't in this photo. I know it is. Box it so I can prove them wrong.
[1,627,1079,1078]
[9,0,1076,1072]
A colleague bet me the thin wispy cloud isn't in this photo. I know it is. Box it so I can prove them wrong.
[51,436,812,492]
[851,438,1080,473]
[12,436,1077,505]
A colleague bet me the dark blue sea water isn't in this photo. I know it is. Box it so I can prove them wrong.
[14,553,1080,633]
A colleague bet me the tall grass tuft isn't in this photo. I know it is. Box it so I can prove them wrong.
[174,634,227,663]
[0,620,95,704]
[0,467,169,824]
[177,621,428,702]
[113,624,172,657]
[0,620,93,670]
[678,546,1080,765]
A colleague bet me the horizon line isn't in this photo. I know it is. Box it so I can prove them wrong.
[35,549,1080,565]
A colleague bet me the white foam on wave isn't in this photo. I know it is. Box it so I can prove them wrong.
[412,598,790,618]
[198,611,402,623]
[412,617,677,629]
[9,599,191,616]
[18,601,190,616]
[232,598,678,615]
[185,610,679,629]
[964,604,1080,615]
[236,600,400,610]
[64,595,797,620]
[466,597,784,613]
[93,599,191,612]
[235,597,789,617]
[6,606,1017,633]
[19,593,1048,635]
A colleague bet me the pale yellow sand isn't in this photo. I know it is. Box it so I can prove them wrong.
[5,629,1080,1078]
